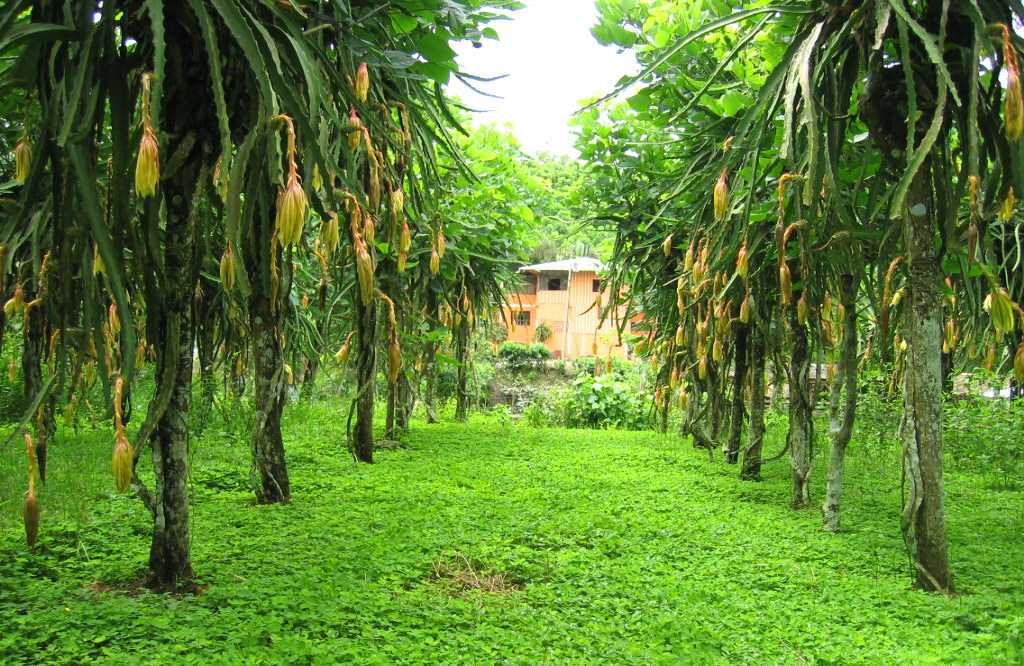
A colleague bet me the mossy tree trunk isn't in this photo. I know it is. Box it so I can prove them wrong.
[250,290,290,503]
[242,166,293,502]
[147,175,197,591]
[352,293,377,462]
[195,287,218,429]
[385,377,398,440]
[726,323,749,464]
[22,290,54,482]
[397,370,412,431]
[423,339,438,423]
[422,291,440,423]
[900,165,952,592]
[787,298,813,509]
[454,319,470,422]
[823,272,860,531]
[301,355,319,402]
[741,323,766,480]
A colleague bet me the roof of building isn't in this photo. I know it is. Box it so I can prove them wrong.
[519,257,605,274]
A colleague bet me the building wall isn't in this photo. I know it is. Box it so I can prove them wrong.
[501,270,628,360]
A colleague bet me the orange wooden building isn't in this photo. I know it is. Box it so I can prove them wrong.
[501,257,629,360]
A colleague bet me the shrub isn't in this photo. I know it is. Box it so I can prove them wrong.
[571,355,634,379]
[498,342,551,373]
[563,374,650,430]
[534,322,552,343]
[944,371,1023,489]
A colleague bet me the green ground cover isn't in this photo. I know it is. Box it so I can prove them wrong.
[0,402,1021,664]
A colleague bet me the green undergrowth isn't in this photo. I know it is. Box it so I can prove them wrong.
[0,402,1021,664]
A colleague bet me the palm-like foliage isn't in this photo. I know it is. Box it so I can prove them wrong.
[588,0,1024,592]
[0,0,519,588]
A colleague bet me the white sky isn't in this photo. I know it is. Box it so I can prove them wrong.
[447,0,637,156]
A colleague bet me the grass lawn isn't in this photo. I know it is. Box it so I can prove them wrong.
[0,401,1021,664]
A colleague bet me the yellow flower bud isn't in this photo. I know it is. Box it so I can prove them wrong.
[321,212,340,256]
[354,62,369,103]
[779,263,792,306]
[135,124,160,198]
[14,137,31,184]
[112,429,133,493]
[430,247,440,275]
[736,244,748,279]
[739,293,751,324]
[347,108,363,152]
[355,239,374,306]
[276,171,308,247]
[714,169,729,221]
[388,334,402,384]
[363,214,376,245]
[797,292,809,326]
[390,188,405,226]
[1003,25,1024,141]
[999,187,1016,222]
[336,341,351,364]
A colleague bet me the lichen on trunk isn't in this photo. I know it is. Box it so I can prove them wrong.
[146,180,197,591]
[899,165,953,592]
[726,324,749,464]
[423,339,438,424]
[823,273,860,532]
[250,293,290,503]
[22,290,54,482]
[741,323,766,481]
[351,294,377,463]
[454,320,470,422]
[787,301,813,509]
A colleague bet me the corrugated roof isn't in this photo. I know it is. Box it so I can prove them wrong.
[519,257,605,273]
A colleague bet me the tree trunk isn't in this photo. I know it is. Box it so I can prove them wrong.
[397,370,412,431]
[454,322,470,422]
[940,348,953,394]
[250,293,290,503]
[147,190,195,591]
[423,340,438,424]
[22,294,53,482]
[726,324,749,464]
[709,360,727,445]
[900,166,953,592]
[741,323,766,480]
[823,273,859,531]
[195,311,216,430]
[770,354,785,411]
[659,374,670,434]
[352,295,377,462]
[788,301,814,509]
[880,271,894,366]
[385,378,397,440]
[300,355,319,402]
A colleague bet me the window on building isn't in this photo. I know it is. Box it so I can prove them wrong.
[592,279,602,293]
[514,311,531,326]
[546,277,563,291]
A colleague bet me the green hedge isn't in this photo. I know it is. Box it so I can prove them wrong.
[498,342,552,372]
